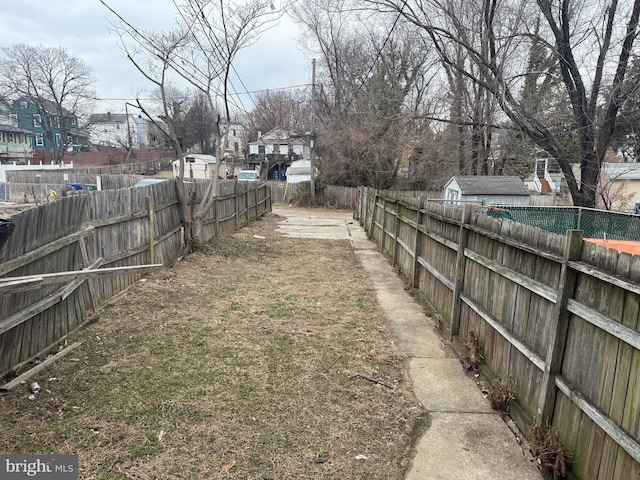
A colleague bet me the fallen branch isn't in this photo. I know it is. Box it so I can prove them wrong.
[323,355,342,373]
[349,373,393,389]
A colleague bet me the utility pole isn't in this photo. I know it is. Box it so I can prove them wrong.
[310,58,316,205]
[125,102,134,163]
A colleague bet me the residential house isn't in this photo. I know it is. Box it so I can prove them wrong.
[0,101,32,162]
[89,113,164,150]
[444,175,531,206]
[524,150,563,194]
[598,162,640,213]
[248,128,310,179]
[220,123,247,176]
[172,154,227,180]
[132,115,164,149]
[11,97,88,153]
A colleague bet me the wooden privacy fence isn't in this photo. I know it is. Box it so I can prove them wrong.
[357,186,640,480]
[0,179,270,377]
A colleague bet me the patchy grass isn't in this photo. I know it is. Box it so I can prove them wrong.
[0,213,423,479]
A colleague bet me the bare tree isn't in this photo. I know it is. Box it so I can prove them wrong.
[245,88,310,140]
[368,0,640,207]
[102,0,279,250]
[0,44,95,162]
[293,1,436,187]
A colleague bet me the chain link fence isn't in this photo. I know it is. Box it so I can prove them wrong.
[487,206,640,240]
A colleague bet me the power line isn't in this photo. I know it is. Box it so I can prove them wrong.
[93,83,311,103]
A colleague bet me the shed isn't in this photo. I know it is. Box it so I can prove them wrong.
[444,176,530,206]
[172,154,227,180]
[286,159,316,184]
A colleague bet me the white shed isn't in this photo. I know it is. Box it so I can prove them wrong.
[286,159,314,184]
[444,176,530,206]
[172,154,227,180]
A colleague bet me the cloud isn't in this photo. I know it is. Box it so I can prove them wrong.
[0,0,309,114]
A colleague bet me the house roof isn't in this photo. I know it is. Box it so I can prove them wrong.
[0,124,31,135]
[602,162,640,180]
[15,97,74,117]
[448,176,530,196]
[90,113,129,123]
[248,128,310,146]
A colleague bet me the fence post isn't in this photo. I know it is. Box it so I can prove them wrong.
[411,197,425,289]
[449,204,473,340]
[146,195,155,264]
[536,229,583,425]
[254,182,259,220]
[214,197,219,238]
[78,236,99,314]
[577,207,583,230]
[381,196,388,251]
[246,183,250,226]
[367,189,377,239]
[392,201,401,267]
[234,179,239,230]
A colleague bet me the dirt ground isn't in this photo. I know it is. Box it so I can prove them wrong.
[0,212,425,479]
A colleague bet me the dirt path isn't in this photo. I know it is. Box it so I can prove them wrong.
[0,211,424,479]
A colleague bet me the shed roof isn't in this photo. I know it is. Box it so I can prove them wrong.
[448,176,530,196]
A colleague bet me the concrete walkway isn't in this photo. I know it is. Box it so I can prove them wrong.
[274,207,542,480]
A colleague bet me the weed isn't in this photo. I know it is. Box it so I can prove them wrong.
[532,422,567,479]
[461,329,482,372]
[488,377,515,414]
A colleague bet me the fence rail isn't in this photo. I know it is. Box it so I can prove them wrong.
[0,179,270,376]
[357,186,640,480]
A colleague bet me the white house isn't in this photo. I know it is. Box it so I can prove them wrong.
[444,176,531,206]
[172,154,227,180]
[0,101,32,162]
[248,128,310,159]
[222,123,246,159]
[89,113,164,149]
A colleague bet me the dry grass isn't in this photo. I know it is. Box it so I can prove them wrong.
[531,422,567,479]
[487,377,515,415]
[0,213,423,479]
[461,329,482,373]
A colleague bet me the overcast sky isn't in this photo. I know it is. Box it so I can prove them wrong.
[0,0,311,115]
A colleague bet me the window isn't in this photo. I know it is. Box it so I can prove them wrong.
[273,144,280,153]
[70,118,77,126]
[9,114,18,126]
[234,141,239,153]
[8,133,14,143]
[258,145,265,154]
[232,129,236,136]
[53,116,60,128]
[33,114,42,127]
[20,101,27,109]
[35,133,44,146]
[288,144,294,154]
[55,133,61,146]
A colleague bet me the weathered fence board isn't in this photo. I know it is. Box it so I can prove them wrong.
[0,179,270,375]
[357,186,640,480]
